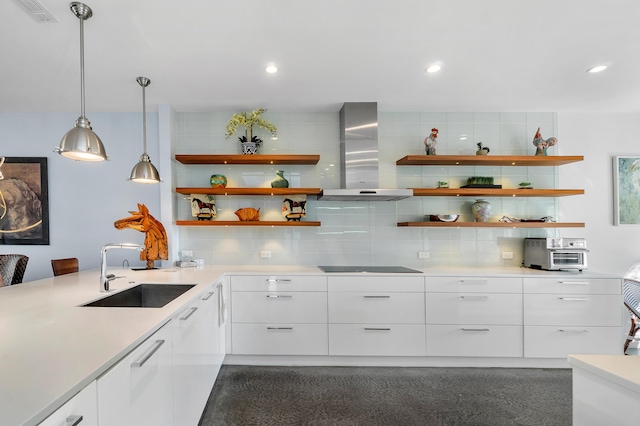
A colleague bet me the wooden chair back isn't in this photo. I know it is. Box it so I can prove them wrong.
[51,258,79,276]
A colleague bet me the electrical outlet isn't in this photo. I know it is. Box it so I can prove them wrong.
[418,251,430,259]
[260,251,272,259]
[502,252,514,260]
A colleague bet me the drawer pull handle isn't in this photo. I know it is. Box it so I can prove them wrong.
[459,280,488,284]
[266,278,292,283]
[559,329,590,333]
[266,295,293,299]
[461,328,490,332]
[131,339,165,368]
[459,295,488,300]
[180,307,198,320]
[202,291,215,300]
[363,295,391,299]
[364,327,391,331]
[66,415,83,426]
[558,297,589,301]
[558,281,589,285]
[267,327,293,330]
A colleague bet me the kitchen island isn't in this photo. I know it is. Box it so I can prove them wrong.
[0,265,622,425]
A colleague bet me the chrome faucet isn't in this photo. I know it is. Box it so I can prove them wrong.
[100,243,144,292]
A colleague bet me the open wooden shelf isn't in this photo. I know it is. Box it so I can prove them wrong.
[175,154,320,165]
[411,188,584,197]
[176,220,321,227]
[176,187,322,196]
[396,155,584,167]
[397,222,585,228]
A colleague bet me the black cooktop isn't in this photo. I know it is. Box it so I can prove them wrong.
[318,265,423,273]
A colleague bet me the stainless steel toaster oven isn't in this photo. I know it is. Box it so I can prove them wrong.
[523,238,588,271]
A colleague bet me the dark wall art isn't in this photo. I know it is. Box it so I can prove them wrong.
[0,157,50,245]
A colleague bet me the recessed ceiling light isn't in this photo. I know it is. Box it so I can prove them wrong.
[425,64,442,73]
[586,65,607,73]
[265,65,278,74]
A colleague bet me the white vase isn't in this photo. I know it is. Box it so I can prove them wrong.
[471,199,491,222]
[241,142,258,155]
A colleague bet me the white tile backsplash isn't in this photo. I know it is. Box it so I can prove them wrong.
[176,110,560,268]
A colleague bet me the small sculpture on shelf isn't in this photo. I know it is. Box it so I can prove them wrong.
[437,181,449,188]
[532,127,557,156]
[282,195,307,221]
[235,207,260,221]
[518,182,533,189]
[476,142,490,155]
[189,194,216,220]
[424,128,438,155]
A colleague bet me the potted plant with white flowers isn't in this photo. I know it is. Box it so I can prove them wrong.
[225,108,278,155]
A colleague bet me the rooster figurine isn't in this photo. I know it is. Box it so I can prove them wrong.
[532,127,557,156]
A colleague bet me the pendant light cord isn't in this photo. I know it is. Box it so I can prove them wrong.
[79,16,86,119]
[142,83,147,155]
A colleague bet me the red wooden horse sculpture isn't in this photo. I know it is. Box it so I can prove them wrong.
[114,203,168,269]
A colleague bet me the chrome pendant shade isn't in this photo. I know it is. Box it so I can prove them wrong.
[55,2,107,162]
[129,76,161,184]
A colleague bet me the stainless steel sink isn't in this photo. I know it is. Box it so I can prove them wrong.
[82,283,196,308]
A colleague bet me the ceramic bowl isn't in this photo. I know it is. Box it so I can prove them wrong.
[426,214,459,222]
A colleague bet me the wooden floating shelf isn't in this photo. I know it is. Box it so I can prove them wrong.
[411,188,584,197]
[397,222,585,228]
[175,154,320,165]
[176,187,322,196]
[396,155,584,167]
[176,220,321,227]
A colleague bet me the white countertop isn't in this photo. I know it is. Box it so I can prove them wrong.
[568,354,640,394]
[0,265,619,426]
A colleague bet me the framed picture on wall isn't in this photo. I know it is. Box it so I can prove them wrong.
[0,157,50,244]
[613,155,640,226]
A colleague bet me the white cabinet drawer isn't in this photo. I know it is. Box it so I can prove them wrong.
[232,291,327,323]
[39,381,98,426]
[524,326,622,358]
[328,292,424,324]
[329,324,426,356]
[231,275,327,292]
[426,276,522,293]
[524,294,621,326]
[328,276,424,292]
[426,325,523,357]
[426,293,522,325]
[232,323,328,355]
[97,324,173,426]
[523,277,621,295]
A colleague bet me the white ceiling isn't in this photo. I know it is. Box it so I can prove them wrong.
[2,0,640,113]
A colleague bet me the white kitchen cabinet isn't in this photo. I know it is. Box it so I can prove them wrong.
[97,323,173,426]
[426,325,523,357]
[523,277,622,358]
[230,275,328,355]
[425,276,523,357]
[38,381,98,426]
[327,276,426,356]
[172,281,225,426]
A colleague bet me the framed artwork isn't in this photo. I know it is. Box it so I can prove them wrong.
[613,155,640,226]
[0,157,50,244]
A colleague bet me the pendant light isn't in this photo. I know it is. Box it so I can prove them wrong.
[55,2,107,162]
[129,77,161,183]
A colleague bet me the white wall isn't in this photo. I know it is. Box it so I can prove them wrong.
[0,112,162,281]
[558,113,640,275]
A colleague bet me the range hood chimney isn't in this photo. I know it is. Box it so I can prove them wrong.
[318,102,412,201]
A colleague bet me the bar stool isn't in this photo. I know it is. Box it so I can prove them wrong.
[0,254,29,287]
[51,258,79,276]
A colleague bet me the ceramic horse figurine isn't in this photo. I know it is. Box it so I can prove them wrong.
[114,203,168,269]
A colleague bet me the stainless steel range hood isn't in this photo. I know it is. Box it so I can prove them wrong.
[318,102,412,201]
